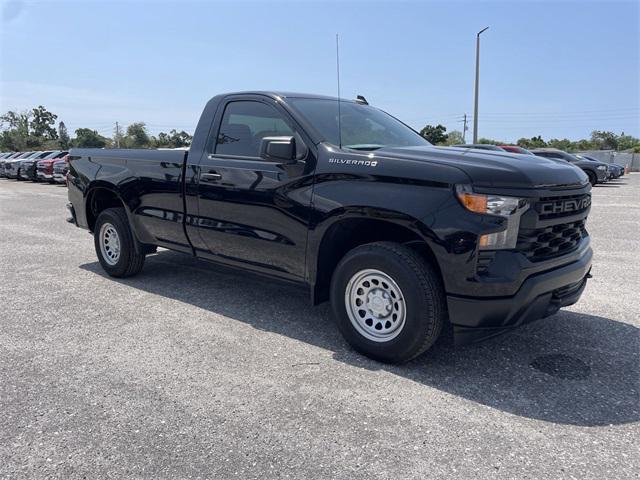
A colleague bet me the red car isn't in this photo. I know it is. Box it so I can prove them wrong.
[36,151,69,182]
[499,145,535,155]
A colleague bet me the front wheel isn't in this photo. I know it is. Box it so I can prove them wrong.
[330,242,446,363]
[587,171,597,186]
[94,207,146,277]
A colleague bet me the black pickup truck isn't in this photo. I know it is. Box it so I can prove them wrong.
[67,91,593,363]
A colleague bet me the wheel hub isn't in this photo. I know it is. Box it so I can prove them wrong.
[344,269,406,343]
[99,222,121,266]
[367,289,393,318]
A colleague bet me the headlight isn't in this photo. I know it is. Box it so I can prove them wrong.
[455,185,529,250]
[455,185,527,216]
[597,165,607,171]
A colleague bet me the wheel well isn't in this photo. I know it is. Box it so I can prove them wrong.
[313,218,442,304]
[86,188,125,232]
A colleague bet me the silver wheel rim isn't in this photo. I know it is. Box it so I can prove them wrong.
[99,222,121,266]
[344,269,406,342]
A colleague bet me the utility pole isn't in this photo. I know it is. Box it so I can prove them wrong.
[115,121,120,148]
[473,27,489,143]
[461,113,469,143]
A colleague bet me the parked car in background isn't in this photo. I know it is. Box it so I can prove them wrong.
[19,151,55,181]
[576,154,624,179]
[451,144,506,151]
[5,152,36,179]
[0,152,17,177]
[531,148,608,185]
[36,151,68,182]
[609,164,624,178]
[52,154,71,184]
[499,145,535,155]
[1,152,22,177]
[605,164,618,179]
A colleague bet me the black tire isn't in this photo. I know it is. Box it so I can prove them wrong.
[330,241,446,363]
[586,171,597,186]
[16,170,22,181]
[94,207,146,277]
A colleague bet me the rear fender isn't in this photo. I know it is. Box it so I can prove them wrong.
[83,182,145,254]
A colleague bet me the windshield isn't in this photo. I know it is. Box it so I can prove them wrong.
[288,98,430,150]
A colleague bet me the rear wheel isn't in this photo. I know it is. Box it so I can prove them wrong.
[330,242,446,363]
[94,207,146,277]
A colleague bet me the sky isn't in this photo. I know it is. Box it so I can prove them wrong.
[1,0,638,142]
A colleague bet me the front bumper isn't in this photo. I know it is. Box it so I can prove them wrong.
[37,172,54,181]
[448,245,592,344]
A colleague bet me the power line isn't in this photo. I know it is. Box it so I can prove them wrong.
[478,107,639,117]
[476,116,639,124]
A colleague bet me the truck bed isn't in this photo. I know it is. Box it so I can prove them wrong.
[68,148,191,252]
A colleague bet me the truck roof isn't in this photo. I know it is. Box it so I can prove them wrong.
[220,91,359,103]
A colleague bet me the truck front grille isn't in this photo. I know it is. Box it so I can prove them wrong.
[517,219,587,262]
[535,193,591,221]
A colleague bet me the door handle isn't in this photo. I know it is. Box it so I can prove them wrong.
[200,172,222,182]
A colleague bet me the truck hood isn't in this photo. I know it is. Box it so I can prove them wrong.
[378,145,588,189]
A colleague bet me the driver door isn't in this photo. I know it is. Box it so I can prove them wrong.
[194,97,315,281]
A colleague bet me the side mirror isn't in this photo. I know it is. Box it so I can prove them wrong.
[260,136,296,163]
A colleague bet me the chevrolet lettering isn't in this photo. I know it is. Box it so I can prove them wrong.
[537,195,592,215]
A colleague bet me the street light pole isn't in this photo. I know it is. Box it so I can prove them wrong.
[473,26,489,143]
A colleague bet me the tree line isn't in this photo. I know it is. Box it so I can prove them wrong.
[0,106,192,151]
[2,105,637,153]
[419,124,640,152]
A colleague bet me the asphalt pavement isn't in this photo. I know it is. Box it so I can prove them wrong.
[0,175,638,479]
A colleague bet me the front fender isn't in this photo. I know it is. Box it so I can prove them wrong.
[306,177,504,297]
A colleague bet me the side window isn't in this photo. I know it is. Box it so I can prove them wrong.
[215,101,293,158]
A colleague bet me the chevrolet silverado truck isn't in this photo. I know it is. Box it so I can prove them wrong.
[67,92,593,363]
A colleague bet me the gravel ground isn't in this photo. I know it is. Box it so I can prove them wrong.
[0,175,638,479]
